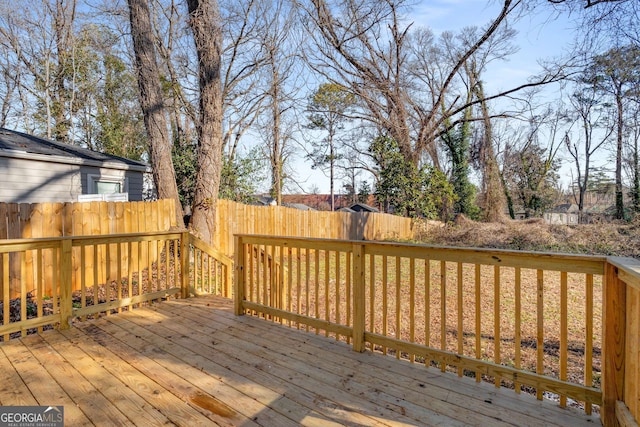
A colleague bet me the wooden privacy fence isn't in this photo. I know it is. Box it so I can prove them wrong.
[1,198,417,258]
[233,235,640,427]
[214,199,415,257]
[0,231,232,340]
[0,199,178,299]
[0,199,177,239]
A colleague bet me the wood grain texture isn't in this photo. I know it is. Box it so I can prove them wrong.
[602,263,627,427]
[0,295,602,427]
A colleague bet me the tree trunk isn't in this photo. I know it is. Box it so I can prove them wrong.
[633,136,640,213]
[186,0,223,244]
[329,123,335,211]
[474,81,505,222]
[127,0,184,228]
[271,94,282,205]
[269,58,283,206]
[615,90,625,220]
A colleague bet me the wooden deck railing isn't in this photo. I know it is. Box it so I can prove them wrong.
[233,234,640,427]
[1,231,637,427]
[0,231,232,340]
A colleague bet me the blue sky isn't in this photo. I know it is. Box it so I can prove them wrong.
[410,0,577,92]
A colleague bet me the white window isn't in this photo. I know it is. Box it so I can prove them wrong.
[87,174,128,195]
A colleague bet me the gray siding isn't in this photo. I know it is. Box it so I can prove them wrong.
[0,156,81,202]
[1,157,145,203]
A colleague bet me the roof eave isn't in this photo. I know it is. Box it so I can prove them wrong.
[0,149,151,173]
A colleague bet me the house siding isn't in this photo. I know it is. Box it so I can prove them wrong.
[0,156,145,203]
[0,156,81,203]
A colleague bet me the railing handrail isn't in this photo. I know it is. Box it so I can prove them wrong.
[0,230,187,247]
[235,233,610,273]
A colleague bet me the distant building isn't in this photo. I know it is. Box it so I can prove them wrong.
[283,203,315,211]
[349,203,379,213]
[279,194,378,211]
[337,207,356,213]
[544,204,579,225]
[0,128,149,203]
[252,195,277,206]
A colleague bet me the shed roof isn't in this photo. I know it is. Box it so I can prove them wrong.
[0,128,149,171]
[350,202,379,212]
[283,203,316,211]
[547,203,579,214]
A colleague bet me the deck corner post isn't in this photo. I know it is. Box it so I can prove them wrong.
[59,238,73,330]
[352,243,366,352]
[225,258,233,299]
[234,235,246,316]
[602,262,626,427]
[180,232,190,299]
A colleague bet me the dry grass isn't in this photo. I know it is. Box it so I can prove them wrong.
[416,215,640,259]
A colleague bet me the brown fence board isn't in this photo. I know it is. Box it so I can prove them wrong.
[1,198,416,278]
[213,199,416,257]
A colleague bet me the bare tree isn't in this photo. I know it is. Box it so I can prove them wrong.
[584,46,640,219]
[127,0,184,226]
[546,0,634,9]
[299,0,564,173]
[258,0,301,205]
[0,44,17,128]
[220,0,269,162]
[0,0,77,140]
[623,102,640,214]
[565,81,614,217]
[498,111,564,218]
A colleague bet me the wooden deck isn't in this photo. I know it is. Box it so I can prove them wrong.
[0,295,601,426]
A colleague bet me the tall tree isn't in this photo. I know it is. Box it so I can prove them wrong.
[220,0,269,162]
[624,104,640,214]
[441,105,480,219]
[565,80,614,217]
[503,141,562,217]
[585,45,640,219]
[259,0,300,205]
[185,0,223,243]
[306,82,355,211]
[472,79,505,222]
[0,0,78,140]
[127,0,184,227]
[494,108,565,218]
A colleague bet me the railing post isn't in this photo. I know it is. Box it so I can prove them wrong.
[602,262,626,427]
[180,232,190,299]
[352,243,366,352]
[59,238,73,329]
[234,235,246,316]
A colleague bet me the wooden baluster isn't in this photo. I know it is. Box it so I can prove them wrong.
[560,271,568,407]
[494,265,501,388]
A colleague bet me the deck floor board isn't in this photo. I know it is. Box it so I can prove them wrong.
[0,295,602,426]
